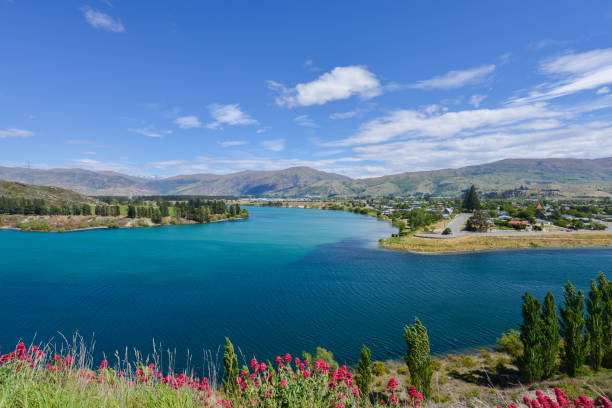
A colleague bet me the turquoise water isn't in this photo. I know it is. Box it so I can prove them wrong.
[1,206,611,368]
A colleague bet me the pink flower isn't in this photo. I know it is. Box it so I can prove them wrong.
[283,353,292,364]
[280,379,287,387]
[387,377,398,392]
[99,359,108,370]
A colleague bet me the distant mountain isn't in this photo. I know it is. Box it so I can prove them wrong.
[0,180,99,204]
[0,166,349,196]
[289,158,612,198]
[1,158,610,198]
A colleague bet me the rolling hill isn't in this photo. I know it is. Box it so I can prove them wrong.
[0,180,99,204]
[0,158,610,198]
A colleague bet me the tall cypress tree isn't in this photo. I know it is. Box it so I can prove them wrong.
[462,185,481,212]
[540,291,560,379]
[355,344,372,401]
[586,279,605,371]
[222,337,239,397]
[597,272,612,368]
[560,282,587,377]
[404,317,433,399]
[519,292,543,383]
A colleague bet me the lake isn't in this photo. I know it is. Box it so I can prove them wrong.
[1,206,611,369]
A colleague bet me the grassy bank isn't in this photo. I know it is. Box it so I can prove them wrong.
[0,339,609,408]
[380,232,612,254]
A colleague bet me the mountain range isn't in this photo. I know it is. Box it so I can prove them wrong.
[0,158,611,198]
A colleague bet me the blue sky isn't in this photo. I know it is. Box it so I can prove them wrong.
[2,1,612,178]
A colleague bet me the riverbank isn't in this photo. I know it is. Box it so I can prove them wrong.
[381,231,612,253]
[0,212,249,232]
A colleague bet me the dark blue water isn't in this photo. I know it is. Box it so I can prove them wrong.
[1,206,611,368]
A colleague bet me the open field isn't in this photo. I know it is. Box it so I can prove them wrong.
[381,232,612,253]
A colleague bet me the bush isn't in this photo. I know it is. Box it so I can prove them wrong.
[372,361,387,376]
[442,227,452,235]
[496,329,523,362]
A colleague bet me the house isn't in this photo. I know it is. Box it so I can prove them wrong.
[509,220,529,226]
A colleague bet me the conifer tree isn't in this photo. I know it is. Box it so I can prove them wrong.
[540,291,560,378]
[355,344,372,401]
[222,337,239,397]
[586,279,605,371]
[127,205,136,218]
[462,185,481,212]
[560,281,587,376]
[404,317,433,399]
[519,292,543,383]
[597,272,612,368]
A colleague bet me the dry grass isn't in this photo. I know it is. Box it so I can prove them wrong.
[381,232,612,254]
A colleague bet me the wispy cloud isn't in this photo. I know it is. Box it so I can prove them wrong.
[268,65,382,107]
[174,115,202,129]
[206,103,257,129]
[411,64,495,90]
[128,127,172,138]
[294,114,318,127]
[261,138,286,152]
[597,86,610,94]
[512,48,612,103]
[327,103,557,147]
[218,140,248,147]
[469,94,487,108]
[330,110,359,120]
[82,6,124,32]
[0,128,34,138]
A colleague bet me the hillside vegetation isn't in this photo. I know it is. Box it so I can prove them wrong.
[0,158,611,197]
[0,180,98,204]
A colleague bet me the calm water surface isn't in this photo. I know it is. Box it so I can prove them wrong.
[1,206,611,367]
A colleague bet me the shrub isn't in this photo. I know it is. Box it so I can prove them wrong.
[442,227,452,235]
[496,329,523,362]
[372,361,387,376]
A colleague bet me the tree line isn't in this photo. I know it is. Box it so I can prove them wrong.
[0,197,94,216]
[515,272,611,382]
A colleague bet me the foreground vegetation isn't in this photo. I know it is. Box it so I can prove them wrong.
[1,273,611,407]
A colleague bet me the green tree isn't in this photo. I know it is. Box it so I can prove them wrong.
[540,291,560,378]
[462,185,481,212]
[404,317,433,399]
[560,282,587,376]
[315,347,339,371]
[355,345,372,401]
[222,337,239,397]
[466,210,489,232]
[519,292,543,383]
[586,279,605,371]
[598,272,612,368]
[127,205,136,218]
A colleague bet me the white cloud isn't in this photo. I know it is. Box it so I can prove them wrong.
[327,102,557,146]
[261,138,286,151]
[330,111,359,120]
[174,115,202,129]
[0,128,34,138]
[469,94,487,108]
[128,127,172,138]
[596,86,610,95]
[294,115,318,127]
[82,7,124,32]
[269,66,382,107]
[218,140,248,147]
[206,103,257,129]
[513,48,612,103]
[411,64,495,90]
[81,151,97,155]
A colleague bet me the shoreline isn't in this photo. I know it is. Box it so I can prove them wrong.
[380,231,612,254]
[0,213,249,233]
